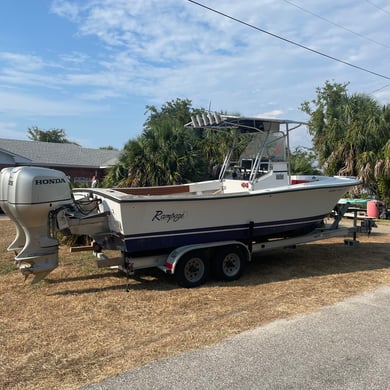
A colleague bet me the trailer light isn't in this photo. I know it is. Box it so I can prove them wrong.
[165,262,173,270]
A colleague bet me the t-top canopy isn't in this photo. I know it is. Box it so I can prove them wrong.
[185,113,306,134]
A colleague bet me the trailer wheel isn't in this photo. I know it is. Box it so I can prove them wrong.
[213,245,246,281]
[175,250,209,288]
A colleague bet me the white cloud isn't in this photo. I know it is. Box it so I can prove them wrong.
[50,0,81,22]
[0,91,107,116]
[52,1,388,87]
[59,52,89,65]
[1,0,388,149]
[0,122,27,140]
[0,52,45,71]
[256,110,284,118]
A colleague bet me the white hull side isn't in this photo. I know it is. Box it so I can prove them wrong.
[76,177,358,254]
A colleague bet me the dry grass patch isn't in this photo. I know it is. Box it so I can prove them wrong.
[1,218,389,389]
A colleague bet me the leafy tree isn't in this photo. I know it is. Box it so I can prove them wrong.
[99,146,117,150]
[144,98,195,131]
[107,99,325,188]
[107,99,210,187]
[27,126,76,144]
[290,147,321,175]
[301,80,390,200]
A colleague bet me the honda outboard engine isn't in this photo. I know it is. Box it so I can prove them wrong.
[4,166,73,283]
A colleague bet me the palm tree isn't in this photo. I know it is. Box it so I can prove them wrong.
[301,81,390,201]
[114,99,208,187]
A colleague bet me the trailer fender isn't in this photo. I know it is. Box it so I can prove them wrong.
[163,241,250,274]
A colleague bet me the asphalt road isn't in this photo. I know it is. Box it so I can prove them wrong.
[81,286,390,390]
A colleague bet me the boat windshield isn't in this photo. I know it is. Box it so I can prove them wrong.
[239,131,286,163]
[185,113,306,183]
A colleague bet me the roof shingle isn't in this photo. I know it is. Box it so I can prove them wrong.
[0,138,120,168]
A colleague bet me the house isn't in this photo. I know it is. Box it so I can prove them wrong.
[0,138,121,186]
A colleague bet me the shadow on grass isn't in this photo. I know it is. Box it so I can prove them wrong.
[48,239,390,295]
[241,239,390,285]
[49,267,177,295]
[46,270,122,284]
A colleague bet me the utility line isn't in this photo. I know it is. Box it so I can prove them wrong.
[365,0,390,17]
[187,0,390,81]
[370,84,390,94]
[282,0,390,49]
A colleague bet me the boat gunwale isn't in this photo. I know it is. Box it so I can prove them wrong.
[73,178,360,204]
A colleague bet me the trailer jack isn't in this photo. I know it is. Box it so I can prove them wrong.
[124,259,134,292]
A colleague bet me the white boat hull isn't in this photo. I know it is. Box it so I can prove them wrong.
[77,176,358,255]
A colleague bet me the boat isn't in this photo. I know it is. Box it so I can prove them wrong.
[1,114,360,284]
[72,115,359,251]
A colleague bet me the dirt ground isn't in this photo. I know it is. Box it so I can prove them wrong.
[1,217,390,390]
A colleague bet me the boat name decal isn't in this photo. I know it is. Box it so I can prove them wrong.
[152,210,184,223]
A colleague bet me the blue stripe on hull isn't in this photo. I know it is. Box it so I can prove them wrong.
[123,215,325,254]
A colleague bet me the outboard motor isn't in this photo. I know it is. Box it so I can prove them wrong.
[5,166,73,283]
[0,167,26,251]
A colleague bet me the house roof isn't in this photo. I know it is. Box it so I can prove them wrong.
[0,138,121,168]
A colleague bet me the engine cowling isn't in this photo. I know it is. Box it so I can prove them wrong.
[0,167,26,251]
[5,166,73,283]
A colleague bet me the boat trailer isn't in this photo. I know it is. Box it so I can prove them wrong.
[73,202,366,289]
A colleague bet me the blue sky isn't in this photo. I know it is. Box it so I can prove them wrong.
[0,0,389,150]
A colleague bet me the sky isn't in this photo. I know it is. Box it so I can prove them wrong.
[0,0,389,150]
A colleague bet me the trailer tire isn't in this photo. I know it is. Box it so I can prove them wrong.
[213,245,246,281]
[175,250,209,288]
